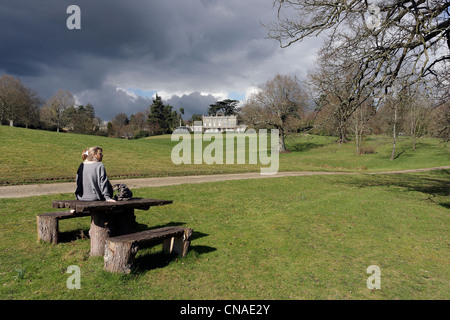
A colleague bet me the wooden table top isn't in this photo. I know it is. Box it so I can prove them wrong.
[52,198,173,213]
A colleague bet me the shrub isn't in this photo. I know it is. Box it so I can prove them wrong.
[358,146,376,154]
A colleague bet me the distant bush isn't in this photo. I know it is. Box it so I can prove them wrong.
[358,146,376,154]
[133,130,151,139]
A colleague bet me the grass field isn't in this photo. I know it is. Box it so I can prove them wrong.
[0,125,448,300]
[0,125,449,185]
[0,171,448,299]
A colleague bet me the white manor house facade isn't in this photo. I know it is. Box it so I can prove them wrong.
[189,115,247,133]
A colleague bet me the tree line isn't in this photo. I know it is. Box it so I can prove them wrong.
[0,74,243,140]
[240,73,448,154]
[1,71,448,155]
[0,74,104,135]
[0,75,186,139]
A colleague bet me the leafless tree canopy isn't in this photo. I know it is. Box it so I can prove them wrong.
[40,89,75,132]
[267,1,450,96]
[0,74,42,127]
[241,74,307,151]
[307,54,375,143]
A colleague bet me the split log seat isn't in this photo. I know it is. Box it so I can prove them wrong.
[104,226,193,273]
[37,211,90,244]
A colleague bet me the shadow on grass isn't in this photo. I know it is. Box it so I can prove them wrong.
[290,141,330,152]
[133,242,216,274]
[286,134,338,152]
[130,223,215,274]
[440,202,450,209]
[354,170,450,208]
[59,228,89,243]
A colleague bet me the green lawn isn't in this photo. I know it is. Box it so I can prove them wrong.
[0,125,448,300]
[0,125,448,185]
[0,171,448,299]
[281,134,449,172]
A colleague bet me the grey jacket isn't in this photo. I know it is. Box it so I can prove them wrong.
[75,161,113,201]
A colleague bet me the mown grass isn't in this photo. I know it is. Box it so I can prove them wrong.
[0,171,448,300]
[0,125,448,300]
[281,134,449,172]
[0,125,448,185]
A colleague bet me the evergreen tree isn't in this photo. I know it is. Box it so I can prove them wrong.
[208,99,239,116]
[147,94,179,135]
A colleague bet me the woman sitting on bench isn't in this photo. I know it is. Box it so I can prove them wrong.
[75,146,116,203]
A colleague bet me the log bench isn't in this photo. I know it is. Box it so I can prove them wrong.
[37,211,91,244]
[104,226,193,273]
[51,198,173,256]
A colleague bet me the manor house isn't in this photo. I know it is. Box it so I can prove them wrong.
[190,115,247,133]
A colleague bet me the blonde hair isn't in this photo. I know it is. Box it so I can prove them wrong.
[85,146,103,161]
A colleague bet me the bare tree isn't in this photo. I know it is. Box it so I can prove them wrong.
[130,112,145,130]
[307,52,375,143]
[40,90,75,132]
[403,86,432,150]
[383,83,411,160]
[428,100,450,141]
[349,99,376,154]
[18,87,43,128]
[0,74,33,127]
[240,74,307,152]
[267,0,449,102]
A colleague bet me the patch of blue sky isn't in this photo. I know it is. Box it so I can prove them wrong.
[127,88,157,99]
[227,91,246,101]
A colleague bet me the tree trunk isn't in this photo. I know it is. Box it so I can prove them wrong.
[338,118,348,144]
[411,111,416,151]
[390,106,397,160]
[278,130,286,152]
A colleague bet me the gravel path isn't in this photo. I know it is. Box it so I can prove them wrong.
[0,166,448,199]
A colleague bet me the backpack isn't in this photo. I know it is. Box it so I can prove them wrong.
[113,183,133,201]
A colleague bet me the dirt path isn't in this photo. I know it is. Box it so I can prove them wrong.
[0,166,448,199]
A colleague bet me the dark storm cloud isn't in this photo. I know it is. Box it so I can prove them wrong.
[76,85,152,121]
[0,0,323,121]
[165,92,218,120]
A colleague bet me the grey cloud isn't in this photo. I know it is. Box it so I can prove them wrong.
[0,0,323,122]
[165,92,219,120]
[76,85,152,121]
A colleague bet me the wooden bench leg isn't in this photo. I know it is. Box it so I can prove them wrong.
[37,215,59,244]
[89,213,113,256]
[162,228,193,257]
[89,209,137,257]
[104,240,139,274]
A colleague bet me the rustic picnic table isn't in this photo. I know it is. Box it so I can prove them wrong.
[51,198,173,256]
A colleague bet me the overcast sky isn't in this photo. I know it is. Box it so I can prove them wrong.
[0,0,323,121]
